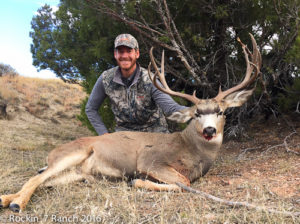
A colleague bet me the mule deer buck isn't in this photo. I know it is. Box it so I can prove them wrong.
[0,34,261,213]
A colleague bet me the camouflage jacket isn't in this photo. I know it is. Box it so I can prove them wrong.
[102,65,169,133]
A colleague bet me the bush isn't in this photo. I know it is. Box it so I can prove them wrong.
[77,97,115,135]
[0,63,18,77]
[277,77,300,112]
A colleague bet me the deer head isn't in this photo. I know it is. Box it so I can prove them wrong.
[148,34,262,142]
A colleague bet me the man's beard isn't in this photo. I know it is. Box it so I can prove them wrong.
[118,58,137,71]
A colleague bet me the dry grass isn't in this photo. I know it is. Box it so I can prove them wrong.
[0,75,299,223]
[0,75,84,119]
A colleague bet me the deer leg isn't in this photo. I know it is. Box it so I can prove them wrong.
[43,168,95,187]
[131,179,181,191]
[132,166,190,191]
[1,147,94,213]
[0,194,20,208]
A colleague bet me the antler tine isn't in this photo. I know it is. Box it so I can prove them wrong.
[250,33,262,71]
[214,33,261,102]
[148,47,200,104]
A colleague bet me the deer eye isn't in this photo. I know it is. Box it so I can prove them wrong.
[217,111,224,117]
[195,112,201,118]
[195,109,202,117]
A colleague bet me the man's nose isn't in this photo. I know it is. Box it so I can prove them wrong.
[119,51,130,57]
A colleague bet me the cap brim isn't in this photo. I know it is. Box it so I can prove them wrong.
[115,42,137,49]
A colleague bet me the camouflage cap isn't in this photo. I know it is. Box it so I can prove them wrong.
[114,34,139,49]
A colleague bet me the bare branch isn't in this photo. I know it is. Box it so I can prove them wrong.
[157,0,203,86]
[236,147,261,161]
[163,0,203,77]
[296,101,300,114]
[165,63,198,87]
[263,131,299,155]
[86,0,176,51]
[135,2,160,38]
[283,131,300,155]
[176,182,300,217]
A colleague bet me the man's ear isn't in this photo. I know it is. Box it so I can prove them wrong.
[114,49,118,59]
[167,108,194,123]
[223,89,254,108]
[135,49,140,59]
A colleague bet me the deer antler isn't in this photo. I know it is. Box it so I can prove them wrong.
[148,47,200,104]
[214,33,262,102]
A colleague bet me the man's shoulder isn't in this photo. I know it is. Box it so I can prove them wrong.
[101,67,119,86]
[102,67,118,79]
[139,66,153,84]
[139,66,148,75]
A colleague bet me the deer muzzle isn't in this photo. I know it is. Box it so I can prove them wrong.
[203,127,216,141]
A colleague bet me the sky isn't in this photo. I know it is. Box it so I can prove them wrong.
[0,0,60,79]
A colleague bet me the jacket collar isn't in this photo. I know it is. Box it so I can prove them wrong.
[113,63,141,87]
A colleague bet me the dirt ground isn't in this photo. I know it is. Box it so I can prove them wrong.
[0,76,299,223]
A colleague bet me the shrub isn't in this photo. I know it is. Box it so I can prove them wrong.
[0,63,18,76]
[77,97,115,135]
[277,77,300,112]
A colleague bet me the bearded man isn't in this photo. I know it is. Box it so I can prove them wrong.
[86,34,186,135]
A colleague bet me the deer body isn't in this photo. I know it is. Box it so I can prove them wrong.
[48,119,223,184]
[0,34,261,212]
[0,116,224,213]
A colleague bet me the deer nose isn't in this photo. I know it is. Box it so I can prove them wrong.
[203,127,216,137]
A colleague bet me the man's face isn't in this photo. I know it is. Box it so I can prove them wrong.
[114,46,140,74]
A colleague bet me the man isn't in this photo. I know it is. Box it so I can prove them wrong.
[85,34,186,135]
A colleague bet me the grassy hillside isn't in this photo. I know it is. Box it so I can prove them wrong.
[0,75,91,151]
[0,75,299,223]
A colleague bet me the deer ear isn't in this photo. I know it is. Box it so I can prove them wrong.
[168,108,193,123]
[223,89,254,108]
